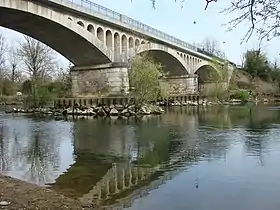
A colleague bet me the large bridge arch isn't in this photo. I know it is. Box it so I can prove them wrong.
[0,0,112,66]
[136,43,190,75]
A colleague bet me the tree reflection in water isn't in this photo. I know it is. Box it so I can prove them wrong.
[0,123,8,171]
[21,122,62,185]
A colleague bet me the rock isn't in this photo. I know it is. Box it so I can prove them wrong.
[189,101,198,106]
[0,201,10,206]
[229,99,242,104]
[139,105,151,115]
[114,104,124,111]
[128,105,136,111]
[101,106,110,115]
[86,108,96,116]
[121,108,131,117]
[5,109,13,114]
[181,101,188,106]
[171,100,181,106]
[149,105,165,115]
[97,108,106,117]
[109,108,119,116]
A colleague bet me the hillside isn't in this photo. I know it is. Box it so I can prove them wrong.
[230,69,280,94]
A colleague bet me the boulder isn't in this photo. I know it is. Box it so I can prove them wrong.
[115,104,124,111]
[109,108,119,116]
[102,106,110,115]
[86,108,96,116]
[128,109,136,116]
[149,105,165,115]
[121,108,130,117]
[139,105,151,115]
[128,105,136,111]
[97,108,106,117]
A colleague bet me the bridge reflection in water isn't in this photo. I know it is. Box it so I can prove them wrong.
[49,108,204,208]
[48,105,280,208]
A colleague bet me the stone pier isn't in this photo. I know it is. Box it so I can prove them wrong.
[71,63,130,97]
[161,74,198,95]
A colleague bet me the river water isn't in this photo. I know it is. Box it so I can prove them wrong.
[1,105,280,209]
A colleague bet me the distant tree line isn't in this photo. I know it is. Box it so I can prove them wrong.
[241,50,280,86]
[0,33,72,107]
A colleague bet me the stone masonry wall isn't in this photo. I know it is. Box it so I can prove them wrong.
[161,75,198,95]
[71,66,129,97]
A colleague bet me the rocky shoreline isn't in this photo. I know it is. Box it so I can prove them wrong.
[4,97,274,118]
[5,103,165,117]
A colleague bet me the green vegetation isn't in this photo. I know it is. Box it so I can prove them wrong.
[129,55,167,106]
[230,89,250,101]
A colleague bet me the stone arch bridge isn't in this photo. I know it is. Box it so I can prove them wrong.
[0,0,236,96]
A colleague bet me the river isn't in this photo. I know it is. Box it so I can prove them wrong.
[1,105,280,210]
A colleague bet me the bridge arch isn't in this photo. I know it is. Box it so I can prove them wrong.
[0,0,112,66]
[194,61,222,83]
[136,43,190,75]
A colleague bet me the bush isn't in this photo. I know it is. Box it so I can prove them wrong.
[231,89,250,101]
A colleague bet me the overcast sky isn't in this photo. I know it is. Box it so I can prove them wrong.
[1,0,279,69]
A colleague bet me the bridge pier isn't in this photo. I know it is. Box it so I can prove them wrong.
[161,74,199,95]
[71,63,129,97]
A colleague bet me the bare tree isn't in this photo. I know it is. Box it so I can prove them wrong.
[201,37,225,58]
[0,34,7,96]
[221,0,280,43]
[8,46,20,83]
[0,34,6,69]
[18,36,57,106]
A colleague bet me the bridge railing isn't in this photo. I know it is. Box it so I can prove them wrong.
[68,0,198,51]
[66,0,233,64]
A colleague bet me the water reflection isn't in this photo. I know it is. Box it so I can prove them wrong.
[1,106,280,209]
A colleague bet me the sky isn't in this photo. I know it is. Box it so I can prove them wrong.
[0,0,279,69]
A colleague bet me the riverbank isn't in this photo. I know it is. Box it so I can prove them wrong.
[0,175,95,209]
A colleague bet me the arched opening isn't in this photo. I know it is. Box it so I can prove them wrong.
[135,39,140,48]
[192,57,195,68]
[183,54,186,60]
[114,32,120,56]
[87,24,94,33]
[138,49,188,76]
[97,27,104,42]
[128,37,134,49]
[106,30,113,50]
[195,64,221,94]
[68,17,73,21]
[121,35,127,54]
[77,21,84,27]
[141,40,145,45]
